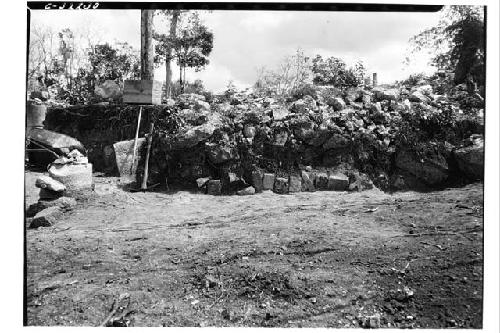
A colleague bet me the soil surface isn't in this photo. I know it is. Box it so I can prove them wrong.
[25,172,483,328]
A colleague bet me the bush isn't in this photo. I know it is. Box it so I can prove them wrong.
[289,84,318,100]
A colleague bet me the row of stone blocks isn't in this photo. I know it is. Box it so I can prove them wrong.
[204,170,349,195]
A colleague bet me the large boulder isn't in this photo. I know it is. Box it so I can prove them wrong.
[27,128,85,155]
[395,149,449,186]
[454,136,484,180]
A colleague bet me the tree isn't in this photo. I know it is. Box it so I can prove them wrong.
[254,48,313,96]
[311,55,365,87]
[154,12,213,93]
[141,10,154,80]
[407,6,485,88]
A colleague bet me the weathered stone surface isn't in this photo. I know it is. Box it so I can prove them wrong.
[251,170,264,193]
[331,97,346,111]
[243,125,256,138]
[207,180,222,195]
[409,91,431,103]
[27,197,77,217]
[301,171,315,192]
[48,163,93,193]
[165,114,222,149]
[38,188,64,200]
[380,89,399,101]
[454,139,484,180]
[29,206,62,228]
[323,134,350,150]
[205,143,239,164]
[314,172,329,190]
[35,175,66,192]
[262,173,275,190]
[395,150,449,185]
[28,128,85,153]
[327,173,349,191]
[273,130,288,146]
[273,177,289,194]
[113,138,146,180]
[237,186,256,195]
[348,172,374,191]
[95,80,122,99]
[196,177,210,189]
[194,100,210,111]
[288,175,302,193]
[272,108,289,120]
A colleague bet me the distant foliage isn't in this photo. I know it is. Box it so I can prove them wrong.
[407,6,485,89]
[254,49,313,97]
[154,12,214,93]
[311,55,366,88]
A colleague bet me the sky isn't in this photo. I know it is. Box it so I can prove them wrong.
[30,9,441,92]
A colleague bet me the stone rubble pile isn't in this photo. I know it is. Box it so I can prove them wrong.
[135,82,483,193]
[28,149,93,228]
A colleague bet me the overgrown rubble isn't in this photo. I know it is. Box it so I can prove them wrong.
[44,81,484,194]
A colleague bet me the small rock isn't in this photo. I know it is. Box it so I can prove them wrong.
[262,173,276,191]
[207,180,222,195]
[274,177,289,194]
[35,175,66,192]
[288,175,302,193]
[29,206,63,228]
[237,186,255,195]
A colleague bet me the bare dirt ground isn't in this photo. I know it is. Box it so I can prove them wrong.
[25,171,483,328]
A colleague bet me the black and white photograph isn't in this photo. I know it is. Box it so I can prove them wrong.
[9,0,499,329]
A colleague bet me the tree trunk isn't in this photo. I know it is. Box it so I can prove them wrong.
[179,64,183,93]
[140,10,154,80]
[165,10,180,99]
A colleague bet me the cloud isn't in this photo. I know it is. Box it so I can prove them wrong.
[30,9,442,90]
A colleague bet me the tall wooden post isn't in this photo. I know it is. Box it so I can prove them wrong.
[141,10,154,81]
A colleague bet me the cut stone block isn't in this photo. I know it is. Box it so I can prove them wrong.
[48,163,93,194]
[251,170,264,193]
[274,177,289,194]
[288,175,302,193]
[262,173,275,191]
[301,171,315,192]
[315,172,329,190]
[327,173,349,191]
[113,138,146,182]
[207,180,222,195]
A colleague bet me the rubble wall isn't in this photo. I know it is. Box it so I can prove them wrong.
[45,84,484,192]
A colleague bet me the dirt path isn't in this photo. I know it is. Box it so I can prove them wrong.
[25,174,483,327]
